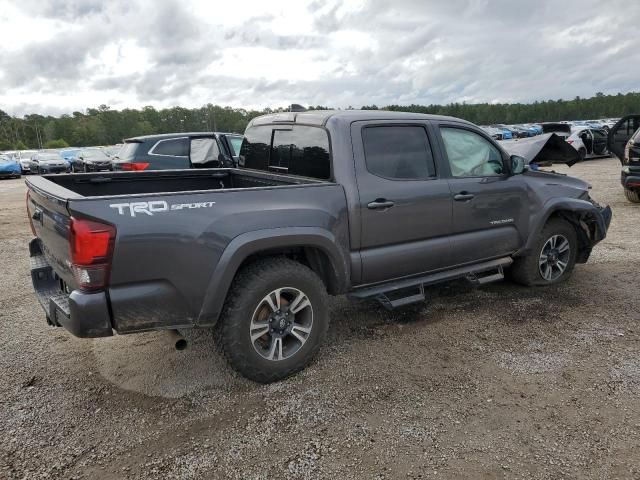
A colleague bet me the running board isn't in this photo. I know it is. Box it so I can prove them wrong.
[350,257,512,308]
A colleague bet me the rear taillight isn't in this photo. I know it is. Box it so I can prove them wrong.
[120,162,150,171]
[26,191,36,236]
[69,217,116,291]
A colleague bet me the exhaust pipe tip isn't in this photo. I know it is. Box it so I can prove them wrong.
[164,329,188,351]
[175,337,187,351]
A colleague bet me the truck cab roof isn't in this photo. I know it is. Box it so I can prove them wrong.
[249,110,471,127]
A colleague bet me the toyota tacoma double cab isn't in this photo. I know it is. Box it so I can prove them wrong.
[26,110,612,382]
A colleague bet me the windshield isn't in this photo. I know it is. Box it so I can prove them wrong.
[82,149,110,160]
[0,156,11,163]
[228,135,244,156]
[115,142,140,161]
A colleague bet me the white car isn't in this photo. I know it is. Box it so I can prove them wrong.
[17,150,38,174]
[566,127,609,160]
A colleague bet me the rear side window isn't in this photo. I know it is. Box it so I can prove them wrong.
[362,126,436,179]
[151,138,189,157]
[239,125,331,179]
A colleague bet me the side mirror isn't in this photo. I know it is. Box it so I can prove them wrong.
[510,155,526,175]
[78,156,84,160]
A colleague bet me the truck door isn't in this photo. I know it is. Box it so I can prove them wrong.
[351,121,453,284]
[608,115,640,163]
[435,124,528,266]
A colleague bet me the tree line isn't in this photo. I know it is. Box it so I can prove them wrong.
[1,91,640,150]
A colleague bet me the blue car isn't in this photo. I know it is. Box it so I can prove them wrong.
[489,124,514,140]
[0,155,22,178]
[60,148,82,169]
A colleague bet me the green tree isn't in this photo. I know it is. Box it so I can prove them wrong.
[44,139,69,148]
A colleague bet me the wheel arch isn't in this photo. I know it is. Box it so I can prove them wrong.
[520,198,609,264]
[197,227,350,326]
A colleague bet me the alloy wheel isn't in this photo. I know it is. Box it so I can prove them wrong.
[249,287,313,361]
[538,234,571,281]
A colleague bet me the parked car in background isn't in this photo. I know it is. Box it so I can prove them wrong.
[17,150,38,174]
[72,148,113,172]
[29,152,71,174]
[489,124,514,139]
[0,155,21,178]
[111,132,243,171]
[540,122,572,139]
[101,144,122,158]
[608,114,640,203]
[480,126,505,140]
[566,127,609,160]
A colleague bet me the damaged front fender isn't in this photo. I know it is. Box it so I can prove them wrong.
[520,198,612,263]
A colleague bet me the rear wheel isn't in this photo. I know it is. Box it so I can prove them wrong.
[510,218,578,286]
[624,187,640,203]
[578,147,587,161]
[218,258,329,383]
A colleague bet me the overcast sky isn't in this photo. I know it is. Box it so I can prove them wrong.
[1,0,639,116]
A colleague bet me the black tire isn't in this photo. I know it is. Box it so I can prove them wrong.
[510,218,578,286]
[578,147,587,161]
[218,257,329,383]
[624,188,640,203]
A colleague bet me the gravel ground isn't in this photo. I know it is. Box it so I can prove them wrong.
[1,157,639,479]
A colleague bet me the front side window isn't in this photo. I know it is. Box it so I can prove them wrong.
[362,125,436,180]
[440,128,504,177]
[151,138,189,157]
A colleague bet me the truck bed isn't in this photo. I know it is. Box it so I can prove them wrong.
[26,167,347,336]
[31,168,323,198]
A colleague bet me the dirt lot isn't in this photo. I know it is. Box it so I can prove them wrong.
[1,158,639,479]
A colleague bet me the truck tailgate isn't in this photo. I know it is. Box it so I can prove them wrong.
[27,184,76,289]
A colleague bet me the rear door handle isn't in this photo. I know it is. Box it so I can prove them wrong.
[367,199,395,210]
[453,192,475,201]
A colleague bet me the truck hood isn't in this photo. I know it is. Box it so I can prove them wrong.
[523,168,590,199]
[501,133,581,166]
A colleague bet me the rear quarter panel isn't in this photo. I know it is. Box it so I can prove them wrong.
[69,184,348,332]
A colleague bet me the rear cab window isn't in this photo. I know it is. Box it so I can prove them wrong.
[239,125,331,179]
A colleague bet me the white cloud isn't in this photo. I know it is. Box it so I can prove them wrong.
[0,0,639,116]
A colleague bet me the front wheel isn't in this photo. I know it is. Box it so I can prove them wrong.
[510,218,578,286]
[218,258,329,383]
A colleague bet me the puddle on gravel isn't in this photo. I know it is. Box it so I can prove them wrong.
[91,329,239,398]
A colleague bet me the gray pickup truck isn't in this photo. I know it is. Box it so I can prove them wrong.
[26,110,612,382]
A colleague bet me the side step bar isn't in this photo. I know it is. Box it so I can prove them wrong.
[350,257,512,310]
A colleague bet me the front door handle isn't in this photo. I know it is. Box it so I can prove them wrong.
[367,199,395,210]
[453,192,475,201]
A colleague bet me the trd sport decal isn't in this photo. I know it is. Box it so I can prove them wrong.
[109,201,216,217]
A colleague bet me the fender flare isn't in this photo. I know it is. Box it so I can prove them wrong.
[196,227,350,326]
[519,197,609,255]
